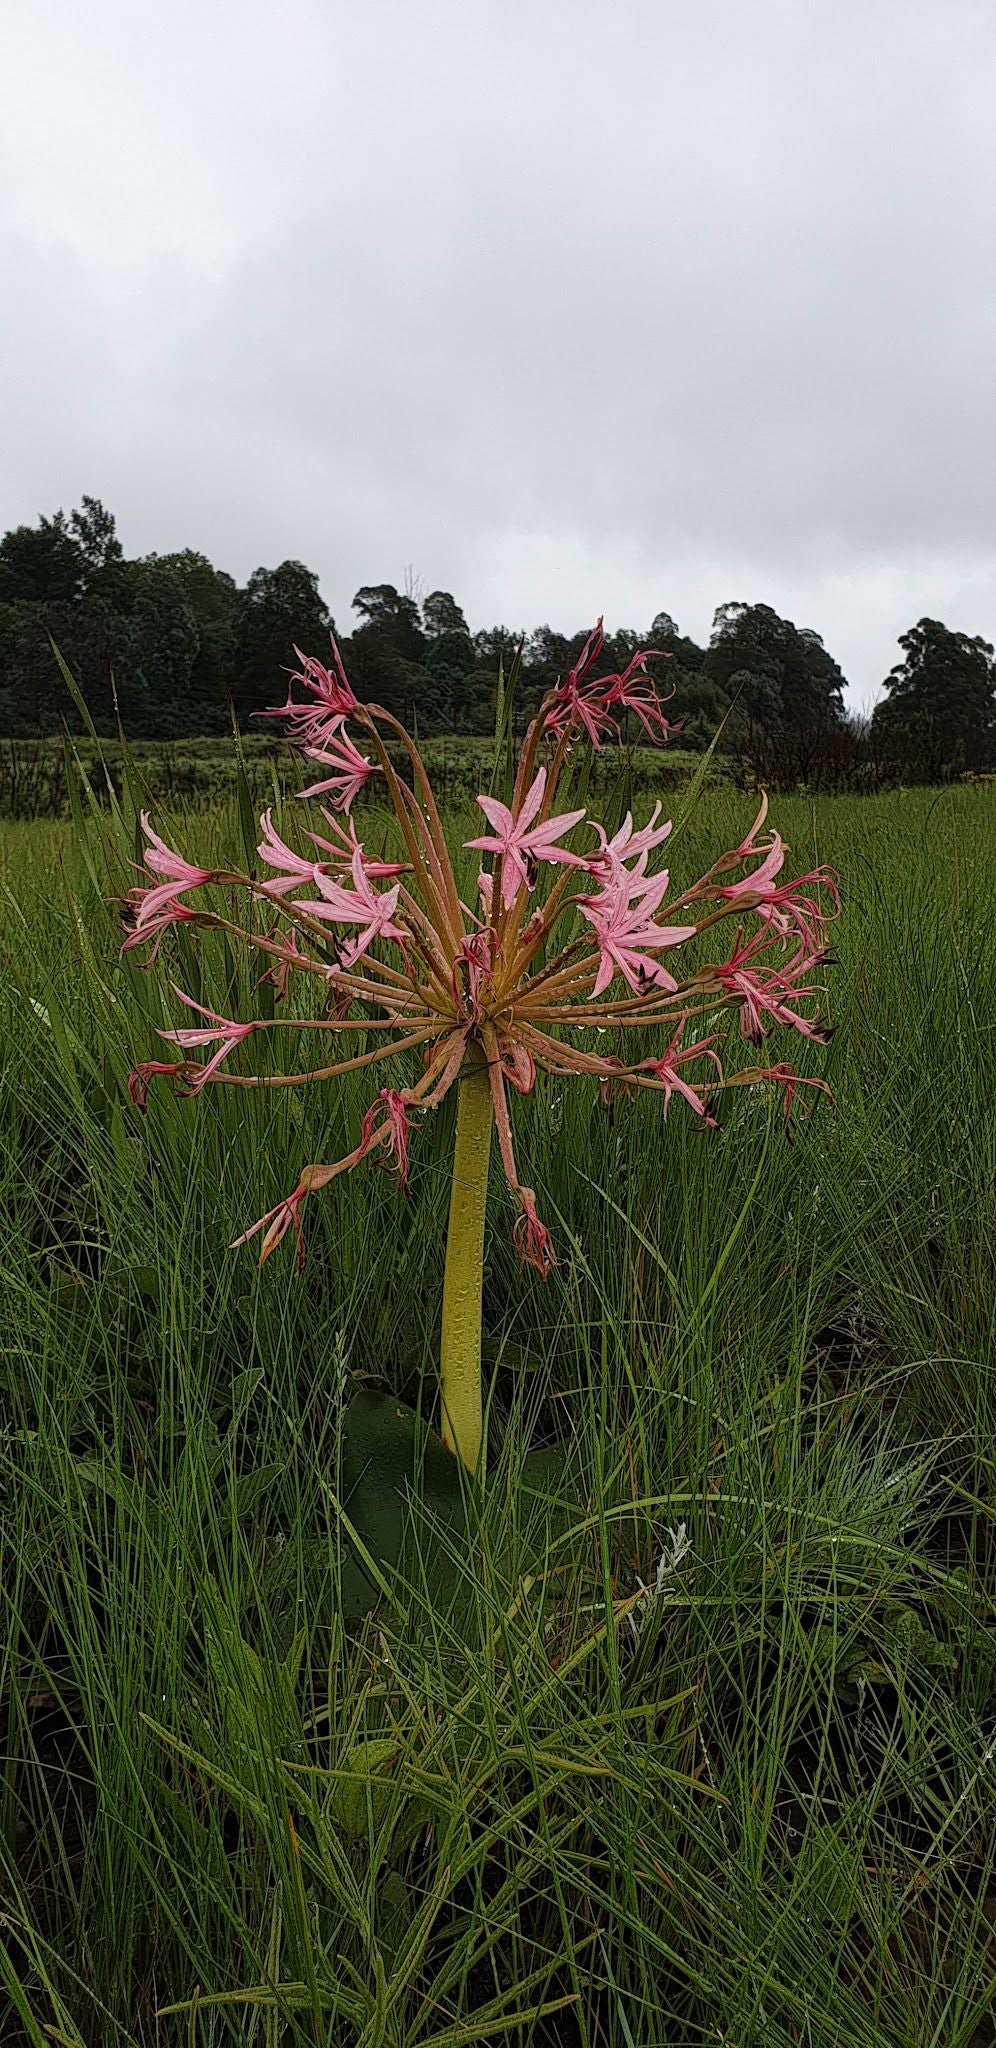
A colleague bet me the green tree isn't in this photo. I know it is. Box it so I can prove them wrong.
[346,585,426,721]
[143,551,238,731]
[644,612,716,742]
[231,561,332,723]
[705,602,846,754]
[871,617,996,782]
[69,496,124,587]
[0,500,130,733]
[0,591,138,735]
[0,511,85,606]
[422,590,470,641]
[351,584,423,658]
[414,591,476,728]
[117,560,201,735]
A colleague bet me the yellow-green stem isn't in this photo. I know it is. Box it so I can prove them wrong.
[439,1043,494,1474]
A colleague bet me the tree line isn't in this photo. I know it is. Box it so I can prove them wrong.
[1,497,994,786]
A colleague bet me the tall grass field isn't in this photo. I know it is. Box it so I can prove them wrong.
[2,769,995,2044]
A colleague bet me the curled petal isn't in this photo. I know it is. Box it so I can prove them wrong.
[643,1026,723,1125]
[232,1181,311,1271]
[139,814,212,892]
[602,652,681,745]
[713,927,833,1043]
[733,791,770,859]
[498,1041,536,1095]
[512,1190,557,1278]
[257,810,318,895]
[155,986,257,1090]
[127,1061,184,1108]
[360,1087,414,1189]
[290,638,358,716]
[541,626,680,750]
[306,810,408,878]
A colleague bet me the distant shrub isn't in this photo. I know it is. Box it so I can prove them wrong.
[0,734,718,821]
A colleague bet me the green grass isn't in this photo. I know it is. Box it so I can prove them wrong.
[0,734,713,821]
[2,776,996,2045]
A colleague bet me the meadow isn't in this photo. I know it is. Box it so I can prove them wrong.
[1,765,996,2045]
[0,735,712,821]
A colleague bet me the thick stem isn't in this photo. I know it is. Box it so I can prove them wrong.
[439,1042,494,1474]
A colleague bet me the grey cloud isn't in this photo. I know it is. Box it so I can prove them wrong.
[2,0,995,703]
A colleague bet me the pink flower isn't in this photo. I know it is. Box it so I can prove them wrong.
[542,625,679,750]
[257,638,359,750]
[513,1189,557,1276]
[117,598,840,1357]
[232,1177,313,1270]
[360,1088,413,1189]
[720,834,787,904]
[719,816,840,950]
[466,768,587,909]
[305,811,407,878]
[752,871,841,949]
[731,792,771,860]
[257,810,320,896]
[291,640,358,714]
[297,844,406,966]
[120,898,199,955]
[126,815,213,930]
[127,1061,184,1108]
[590,803,673,880]
[645,1024,722,1123]
[261,926,305,1001]
[580,867,696,997]
[601,650,681,746]
[714,930,833,1044]
[741,1063,835,1130]
[543,619,616,747]
[259,810,402,904]
[157,988,257,1089]
[299,732,377,811]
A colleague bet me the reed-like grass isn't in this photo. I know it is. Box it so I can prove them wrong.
[1,776,995,2045]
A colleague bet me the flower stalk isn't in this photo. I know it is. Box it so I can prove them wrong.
[439,1044,494,1473]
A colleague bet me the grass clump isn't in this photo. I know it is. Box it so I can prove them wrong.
[1,781,996,2044]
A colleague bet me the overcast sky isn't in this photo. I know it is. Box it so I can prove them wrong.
[2,0,994,706]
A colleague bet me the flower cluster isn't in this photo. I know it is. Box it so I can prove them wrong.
[124,618,838,1270]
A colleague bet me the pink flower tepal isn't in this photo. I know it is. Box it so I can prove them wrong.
[297,844,406,965]
[157,989,257,1090]
[466,768,587,909]
[299,733,378,811]
[125,815,213,932]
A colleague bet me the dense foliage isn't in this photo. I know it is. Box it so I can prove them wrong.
[2,499,994,786]
[870,616,996,781]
